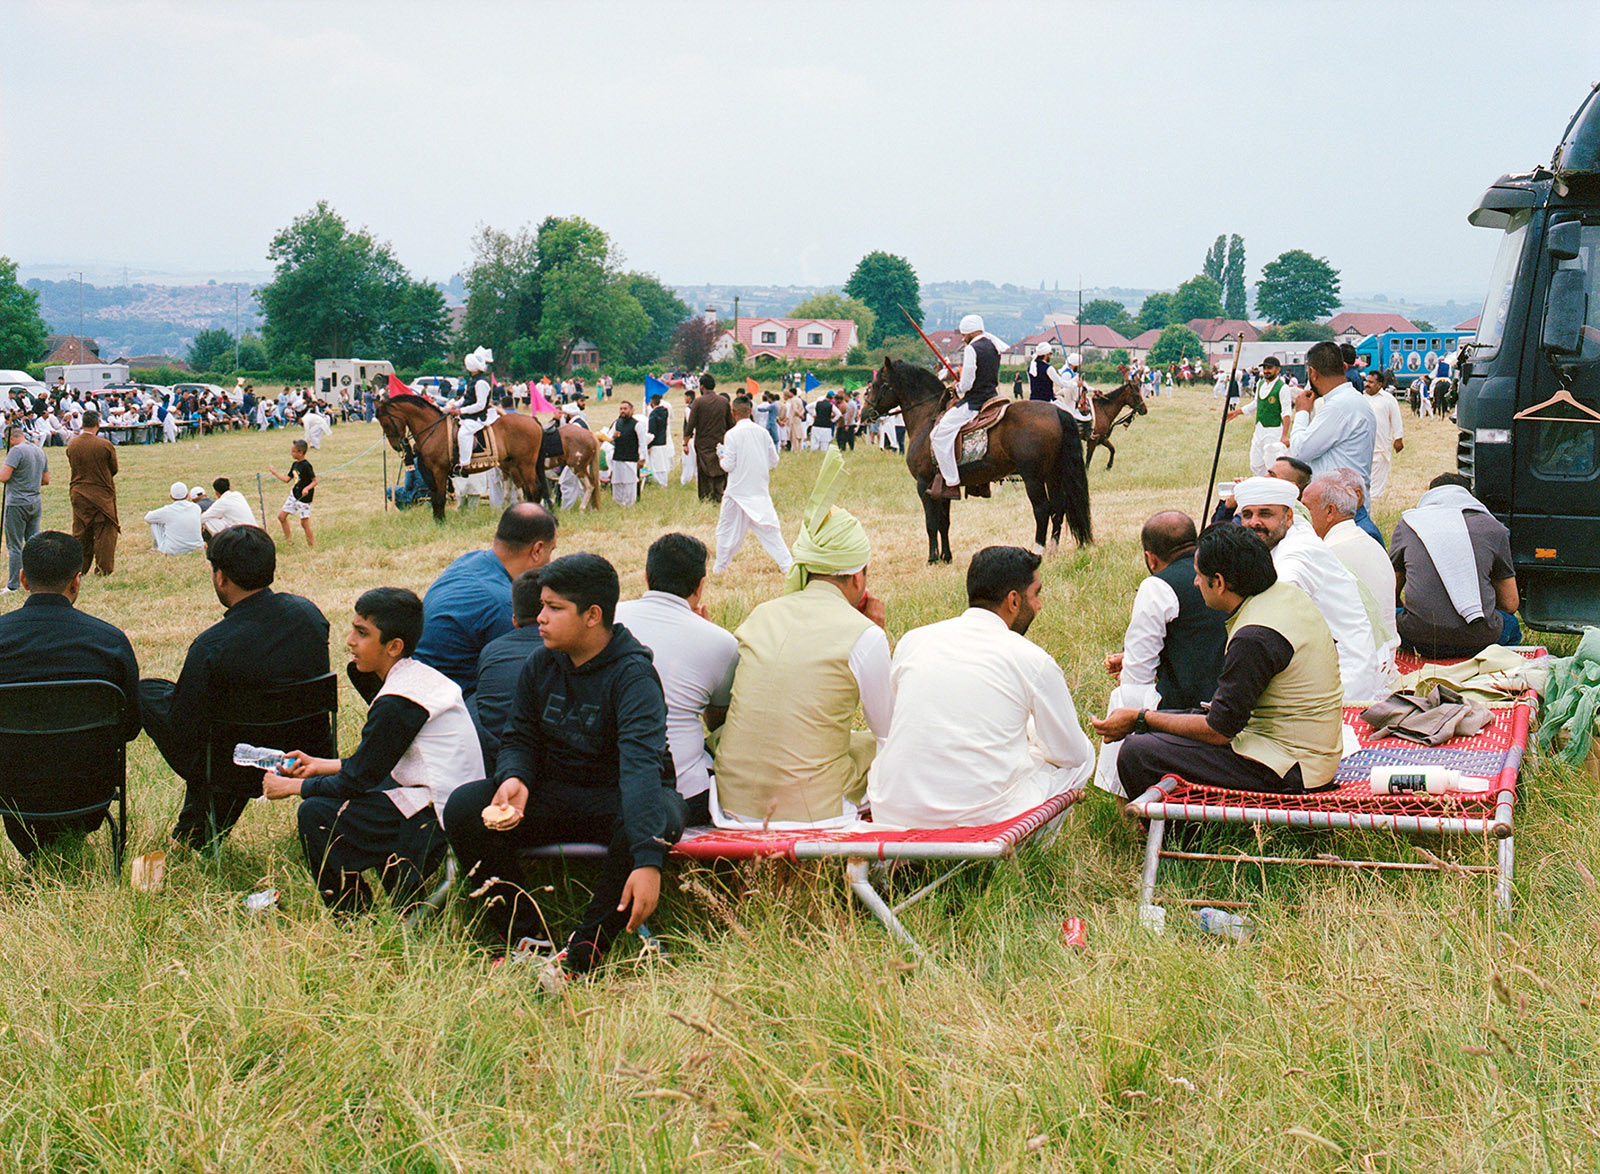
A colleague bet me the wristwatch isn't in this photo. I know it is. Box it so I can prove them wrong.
[1133,709,1150,735]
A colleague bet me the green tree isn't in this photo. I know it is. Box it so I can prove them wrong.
[1172,274,1224,323]
[236,334,269,369]
[1411,319,1435,332]
[1080,298,1138,337]
[258,202,441,362]
[1256,249,1341,324]
[187,327,235,373]
[1257,320,1335,342]
[1222,234,1247,318]
[621,273,691,365]
[0,257,49,369]
[669,318,719,371]
[789,291,877,345]
[533,217,648,372]
[460,223,541,360]
[377,280,450,368]
[1137,292,1176,332]
[843,251,922,346]
[1148,323,1205,365]
[1202,234,1226,284]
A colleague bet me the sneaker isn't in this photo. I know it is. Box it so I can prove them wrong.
[537,949,574,994]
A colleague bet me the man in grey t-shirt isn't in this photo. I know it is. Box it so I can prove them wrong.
[0,425,49,593]
[1391,474,1519,657]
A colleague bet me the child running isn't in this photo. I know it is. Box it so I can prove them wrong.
[269,439,317,548]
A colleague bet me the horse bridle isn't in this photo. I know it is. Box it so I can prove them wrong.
[377,397,451,463]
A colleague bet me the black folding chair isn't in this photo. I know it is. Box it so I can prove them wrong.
[203,673,338,860]
[0,680,129,874]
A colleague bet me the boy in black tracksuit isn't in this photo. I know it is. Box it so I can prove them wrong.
[443,552,684,979]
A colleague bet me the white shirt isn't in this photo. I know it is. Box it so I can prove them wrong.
[718,418,781,523]
[1324,517,1399,640]
[1366,389,1404,454]
[867,608,1093,828]
[201,489,258,536]
[1119,574,1182,692]
[615,591,740,801]
[143,499,204,554]
[1271,525,1384,702]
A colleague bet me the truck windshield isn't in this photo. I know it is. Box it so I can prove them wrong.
[1475,209,1531,353]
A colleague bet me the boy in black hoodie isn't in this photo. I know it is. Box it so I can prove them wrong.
[443,552,685,985]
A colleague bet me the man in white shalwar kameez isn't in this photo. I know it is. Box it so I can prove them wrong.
[302,406,331,450]
[713,397,792,574]
[867,545,1093,827]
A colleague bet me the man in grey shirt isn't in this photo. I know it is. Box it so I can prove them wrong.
[0,424,49,593]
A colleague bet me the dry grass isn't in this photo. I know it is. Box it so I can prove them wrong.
[0,385,1593,1172]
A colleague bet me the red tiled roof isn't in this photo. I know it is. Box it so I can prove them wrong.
[1326,311,1416,336]
[1017,324,1130,350]
[1126,328,1162,350]
[43,337,102,365]
[1455,314,1481,331]
[1186,318,1260,343]
[736,317,859,361]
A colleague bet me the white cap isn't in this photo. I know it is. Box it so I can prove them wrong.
[959,313,984,334]
[170,481,188,500]
[188,486,205,500]
[1068,353,1082,366]
[1232,476,1301,508]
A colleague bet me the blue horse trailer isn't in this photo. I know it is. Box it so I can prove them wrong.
[1352,330,1474,384]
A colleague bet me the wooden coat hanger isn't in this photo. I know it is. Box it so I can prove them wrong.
[1512,385,1600,423]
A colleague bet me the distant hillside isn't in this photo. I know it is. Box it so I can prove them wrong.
[29,279,263,360]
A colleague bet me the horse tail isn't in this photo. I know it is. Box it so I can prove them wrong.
[1054,407,1093,546]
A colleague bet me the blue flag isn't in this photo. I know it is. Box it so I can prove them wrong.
[644,374,668,402]
[804,372,820,393]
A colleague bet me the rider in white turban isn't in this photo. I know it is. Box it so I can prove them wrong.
[928,313,1005,498]
[449,346,497,469]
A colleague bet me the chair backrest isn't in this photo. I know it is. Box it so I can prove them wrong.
[206,673,339,792]
[0,679,126,815]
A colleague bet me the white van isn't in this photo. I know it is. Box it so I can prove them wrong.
[43,363,130,393]
[313,358,395,404]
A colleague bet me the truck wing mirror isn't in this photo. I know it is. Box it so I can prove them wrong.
[1547,221,1582,261]
[1541,268,1587,356]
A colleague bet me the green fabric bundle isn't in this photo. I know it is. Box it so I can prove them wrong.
[1536,627,1600,765]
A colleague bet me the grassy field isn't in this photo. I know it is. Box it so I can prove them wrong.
[1,385,1594,1172]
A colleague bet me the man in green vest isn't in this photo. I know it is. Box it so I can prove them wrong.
[712,452,890,826]
[1228,356,1290,477]
[1092,523,1343,797]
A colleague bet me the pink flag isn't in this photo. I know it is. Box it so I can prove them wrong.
[527,381,558,413]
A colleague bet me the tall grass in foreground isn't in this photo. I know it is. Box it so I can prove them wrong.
[0,390,1593,1171]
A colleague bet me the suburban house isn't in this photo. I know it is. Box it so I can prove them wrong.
[1325,311,1416,341]
[42,335,101,365]
[1186,318,1261,365]
[1012,325,1131,365]
[566,339,600,371]
[735,316,859,363]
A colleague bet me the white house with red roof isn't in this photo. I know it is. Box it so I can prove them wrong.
[736,316,859,363]
[1325,311,1416,341]
[1013,325,1131,364]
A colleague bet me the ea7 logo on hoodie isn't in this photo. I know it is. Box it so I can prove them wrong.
[541,691,602,753]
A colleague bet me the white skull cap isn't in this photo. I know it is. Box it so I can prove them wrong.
[959,314,984,334]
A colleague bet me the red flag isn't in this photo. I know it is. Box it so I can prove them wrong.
[746,377,760,397]
[387,373,410,397]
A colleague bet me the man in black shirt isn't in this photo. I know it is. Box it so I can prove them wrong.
[443,553,684,987]
[140,525,332,849]
[0,531,140,856]
[469,570,545,778]
[609,400,642,507]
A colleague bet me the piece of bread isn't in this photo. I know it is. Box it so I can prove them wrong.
[481,803,522,831]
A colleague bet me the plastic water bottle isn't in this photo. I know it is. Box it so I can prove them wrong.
[1369,765,1493,795]
[1195,907,1252,941]
[233,743,293,773]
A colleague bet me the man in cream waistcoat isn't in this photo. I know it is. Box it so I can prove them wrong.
[712,451,891,827]
[264,587,483,913]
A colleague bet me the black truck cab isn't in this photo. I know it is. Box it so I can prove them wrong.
[1458,82,1600,632]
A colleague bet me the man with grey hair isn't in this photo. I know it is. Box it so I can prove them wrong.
[1303,469,1397,643]
[0,423,49,594]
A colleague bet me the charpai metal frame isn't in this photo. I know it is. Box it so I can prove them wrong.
[1129,700,1532,921]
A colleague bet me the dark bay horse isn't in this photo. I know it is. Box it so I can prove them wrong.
[864,358,1092,563]
[375,394,600,520]
[1083,378,1148,470]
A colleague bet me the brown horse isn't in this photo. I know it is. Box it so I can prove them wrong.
[864,358,1091,563]
[1083,377,1148,470]
[375,393,600,520]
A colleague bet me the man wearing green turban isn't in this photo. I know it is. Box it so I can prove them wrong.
[711,452,891,827]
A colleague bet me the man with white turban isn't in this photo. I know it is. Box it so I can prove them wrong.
[144,481,204,555]
[711,451,890,827]
[928,313,1003,499]
[1233,475,1387,703]
[448,347,497,471]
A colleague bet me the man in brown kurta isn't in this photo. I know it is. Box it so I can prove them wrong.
[66,411,119,576]
[683,376,734,503]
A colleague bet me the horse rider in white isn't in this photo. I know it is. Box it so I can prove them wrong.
[448,346,497,471]
[929,313,1003,499]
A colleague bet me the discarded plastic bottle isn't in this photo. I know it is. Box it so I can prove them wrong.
[1369,765,1493,796]
[1194,907,1251,941]
[233,743,294,773]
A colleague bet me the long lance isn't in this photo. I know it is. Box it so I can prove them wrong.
[1200,334,1246,525]
[898,305,959,382]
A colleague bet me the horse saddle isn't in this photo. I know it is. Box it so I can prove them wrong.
[539,423,564,461]
[454,419,501,473]
[952,395,1011,468]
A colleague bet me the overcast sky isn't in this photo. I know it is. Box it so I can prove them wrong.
[5,0,1598,300]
